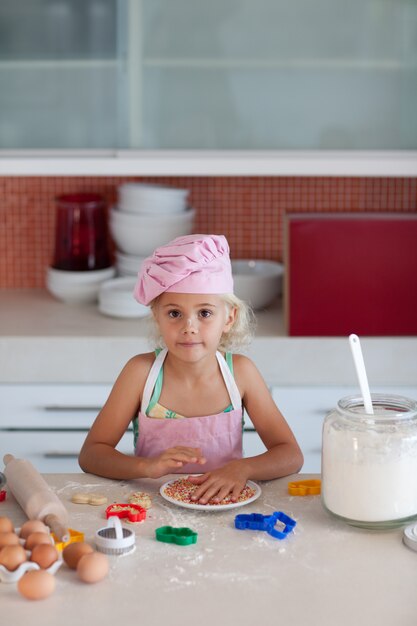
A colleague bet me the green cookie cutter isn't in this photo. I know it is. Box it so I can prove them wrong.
[155,525,198,546]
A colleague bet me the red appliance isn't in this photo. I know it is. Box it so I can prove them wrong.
[53,193,111,271]
[284,213,417,336]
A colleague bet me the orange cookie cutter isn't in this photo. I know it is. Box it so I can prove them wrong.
[105,503,147,523]
[288,479,321,496]
[52,528,85,551]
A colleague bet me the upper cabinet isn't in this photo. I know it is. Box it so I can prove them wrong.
[0,0,416,175]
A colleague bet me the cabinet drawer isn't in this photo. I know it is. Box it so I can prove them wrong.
[0,430,134,474]
[0,384,112,428]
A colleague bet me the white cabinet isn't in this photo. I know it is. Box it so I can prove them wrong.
[0,384,133,473]
[272,385,417,474]
[0,383,264,472]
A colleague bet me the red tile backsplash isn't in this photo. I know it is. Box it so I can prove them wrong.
[0,176,416,288]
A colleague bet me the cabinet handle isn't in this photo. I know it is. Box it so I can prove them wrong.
[43,452,79,458]
[43,406,102,412]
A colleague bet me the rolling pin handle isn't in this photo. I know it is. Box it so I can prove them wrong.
[44,514,70,543]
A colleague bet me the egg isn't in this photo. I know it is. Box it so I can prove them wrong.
[0,516,14,533]
[25,532,52,551]
[30,543,59,569]
[0,532,19,549]
[63,542,94,570]
[0,544,27,571]
[17,570,56,600]
[20,520,49,540]
[76,551,109,584]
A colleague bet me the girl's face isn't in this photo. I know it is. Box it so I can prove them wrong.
[153,293,236,360]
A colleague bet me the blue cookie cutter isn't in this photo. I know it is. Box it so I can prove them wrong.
[234,511,296,540]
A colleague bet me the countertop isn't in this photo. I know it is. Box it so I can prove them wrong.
[1,289,417,385]
[1,472,416,626]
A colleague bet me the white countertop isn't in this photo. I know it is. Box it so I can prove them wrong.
[1,472,416,626]
[1,289,416,385]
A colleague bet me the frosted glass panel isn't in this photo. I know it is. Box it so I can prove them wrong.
[140,0,417,149]
[0,0,126,149]
[0,0,416,150]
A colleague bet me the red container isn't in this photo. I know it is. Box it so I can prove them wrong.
[53,193,111,271]
[285,213,417,336]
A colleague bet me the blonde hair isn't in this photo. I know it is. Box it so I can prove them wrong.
[148,293,256,353]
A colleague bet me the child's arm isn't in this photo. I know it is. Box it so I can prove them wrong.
[188,355,304,504]
[78,354,205,480]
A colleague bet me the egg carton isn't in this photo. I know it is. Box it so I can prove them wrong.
[0,556,62,583]
[0,527,62,583]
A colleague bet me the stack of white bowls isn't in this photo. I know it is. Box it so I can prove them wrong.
[98,277,149,319]
[46,266,116,304]
[110,183,195,265]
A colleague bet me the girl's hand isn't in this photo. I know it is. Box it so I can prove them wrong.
[187,461,249,504]
[145,446,206,479]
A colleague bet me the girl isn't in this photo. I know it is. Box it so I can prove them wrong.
[79,234,303,504]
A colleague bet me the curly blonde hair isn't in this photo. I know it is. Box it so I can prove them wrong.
[147,293,256,353]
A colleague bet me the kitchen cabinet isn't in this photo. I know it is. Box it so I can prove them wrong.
[0,383,266,472]
[272,385,417,473]
[0,0,416,155]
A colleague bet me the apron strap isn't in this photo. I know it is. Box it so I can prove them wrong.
[215,351,242,410]
[140,348,168,414]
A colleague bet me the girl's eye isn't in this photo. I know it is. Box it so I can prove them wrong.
[199,309,212,319]
[168,310,181,319]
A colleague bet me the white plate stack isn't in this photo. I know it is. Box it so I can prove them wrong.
[110,183,195,267]
[98,277,149,319]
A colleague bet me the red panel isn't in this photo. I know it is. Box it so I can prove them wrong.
[286,214,417,336]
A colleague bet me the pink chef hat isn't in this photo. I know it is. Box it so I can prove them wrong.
[134,234,233,305]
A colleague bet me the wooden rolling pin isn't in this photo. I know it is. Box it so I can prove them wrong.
[3,454,70,542]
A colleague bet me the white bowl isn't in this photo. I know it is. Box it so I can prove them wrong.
[118,183,188,215]
[109,207,196,256]
[98,277,150,318]
[46,266,116,304]
[115,252,146,277]
[231,260,284,310]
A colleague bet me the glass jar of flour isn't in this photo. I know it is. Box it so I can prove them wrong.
[322,394,417,530]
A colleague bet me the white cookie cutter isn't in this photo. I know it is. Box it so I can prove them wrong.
[95,516,136,556]
[403,523,417,552]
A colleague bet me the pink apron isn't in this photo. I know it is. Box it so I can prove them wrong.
[135,349,243,473]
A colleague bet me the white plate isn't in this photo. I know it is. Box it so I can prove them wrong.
[159,478,261,511]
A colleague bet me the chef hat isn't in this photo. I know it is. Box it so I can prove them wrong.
[134,234,234,306]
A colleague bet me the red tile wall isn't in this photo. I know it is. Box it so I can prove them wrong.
[0,176,416,288]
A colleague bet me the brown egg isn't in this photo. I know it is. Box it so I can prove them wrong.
[76,551,109,584]
[30,544,59,569]
[0,544,27,571]
[63,542,94,570]
[17,570,56,600]
[20,520,49,540]
[0,532,19,549]
[25,532,52,551]
[0,516,14,533]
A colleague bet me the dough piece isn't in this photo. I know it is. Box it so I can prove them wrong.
[71,493,91,505]
[71,492,108,506]
[88,494,108,506]
[128,491,152,510]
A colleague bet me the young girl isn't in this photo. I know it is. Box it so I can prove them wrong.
[79,234,303,504]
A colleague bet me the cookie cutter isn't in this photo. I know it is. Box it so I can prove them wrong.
[155,526,197,546]
[106,503,147,523]
[96,516,136,556]
[234,511,296,540]
[403,523,417,553]
[288,479,321,496]
[52,528,84,551]
[0,471,6,501]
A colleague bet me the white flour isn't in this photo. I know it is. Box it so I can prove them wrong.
[322,425,417,522]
